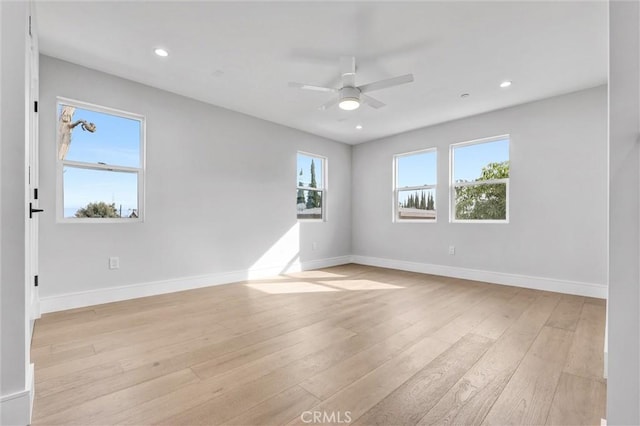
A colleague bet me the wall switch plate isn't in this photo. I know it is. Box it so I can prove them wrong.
[449,246,455,255]
[109,257,120,269]
[312,242,318,251]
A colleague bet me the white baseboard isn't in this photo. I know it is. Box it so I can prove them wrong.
[39,253,606,314]
[351,255,607,299]
[0,364,34,426]
[39,256,352,314]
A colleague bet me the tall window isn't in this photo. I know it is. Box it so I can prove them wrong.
[296,152,326,220]
[57,98,145,222]
[394,149,437,221]
[451,135,509,222]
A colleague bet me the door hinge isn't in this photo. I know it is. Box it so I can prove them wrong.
[34,188,38,200]
[34,275,39,287]
[28,15,32,36]
[34,101,38,113]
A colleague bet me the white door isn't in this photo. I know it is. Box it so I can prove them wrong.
[26,8,41,334]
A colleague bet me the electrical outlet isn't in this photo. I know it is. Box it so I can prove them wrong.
[109,257,120,270]
[448,246,455,255]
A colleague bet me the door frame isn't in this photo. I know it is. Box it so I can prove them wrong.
[25,2,40,336]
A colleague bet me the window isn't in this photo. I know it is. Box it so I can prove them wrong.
[450,135,509,222]
[57,98,144,222]
[394,149,437,221]
[296,152,326,220]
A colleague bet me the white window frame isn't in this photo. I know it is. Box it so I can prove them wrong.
[449,134,510,224]
[56,97,146,224]
[393,148,437,223]
[296,151,327,222]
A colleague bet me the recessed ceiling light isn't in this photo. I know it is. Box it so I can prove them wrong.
[355,124,363,130]
[154,48,169,57]
[500,80,512,88]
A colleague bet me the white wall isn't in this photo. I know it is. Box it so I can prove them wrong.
[608,1,640,424]
[352,86,607,295]
[0,1,31,424]
[38,56,351,306]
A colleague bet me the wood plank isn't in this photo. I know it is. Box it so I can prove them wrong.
[472,289,538,340]
[482,326,574,425]
[429,287,520,344]
[35,362,123,399]
[546,372,607,426]
[108,325,361,425]
[33,368,199,425]
[288,335,453,426]
[583,297,606,307]
[298,283,490,400]
[192,317,406,381]
[35,325,355,418]
[31,343,95,368]
[416,292,561,426]
[354,333,494,425]
[564,302,606,380]
[224,386,320,425]
[546,294,585,331]
[34,321,236,382]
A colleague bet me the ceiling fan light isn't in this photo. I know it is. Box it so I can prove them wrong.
[339,98,360,111]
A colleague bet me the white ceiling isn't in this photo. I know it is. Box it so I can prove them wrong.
[35,1,607,145]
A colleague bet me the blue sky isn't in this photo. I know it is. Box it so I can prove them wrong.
[397,150,437,187]
[453,138,509,181]
[62,106,140,217]
[396,138,509,188]
[297,154,324,188]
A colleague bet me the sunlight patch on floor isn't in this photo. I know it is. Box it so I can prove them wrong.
[245,281,340,294]
[245,279,404,294]
[289,271,347,279]
[319,279,404,290]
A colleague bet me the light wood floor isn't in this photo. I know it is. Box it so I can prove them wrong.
[31,264,607,425]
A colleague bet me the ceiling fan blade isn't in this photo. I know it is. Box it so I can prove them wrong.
[361,94,386,109]
[288,82,337,93]
[340,56,356,87]
[358,74,414,93]
[318,97,338,111]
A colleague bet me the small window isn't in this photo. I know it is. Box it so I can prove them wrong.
[296,152,326,220]
[57,98,144,222]
[394,149,437,221]
[451,136,509,222]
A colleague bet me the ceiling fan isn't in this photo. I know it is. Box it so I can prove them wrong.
[288,56,414,111]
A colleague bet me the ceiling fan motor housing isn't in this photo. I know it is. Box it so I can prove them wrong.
[339,86,360,102]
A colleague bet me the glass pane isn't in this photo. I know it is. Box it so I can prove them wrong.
[396,150,436,188]
[397,188,436,220]
[297,153,324,189]
[453,139,509,182]
[454,182,507,220]
[63,166,138,219]
[58,104,141,167]
[297,189,323,219]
